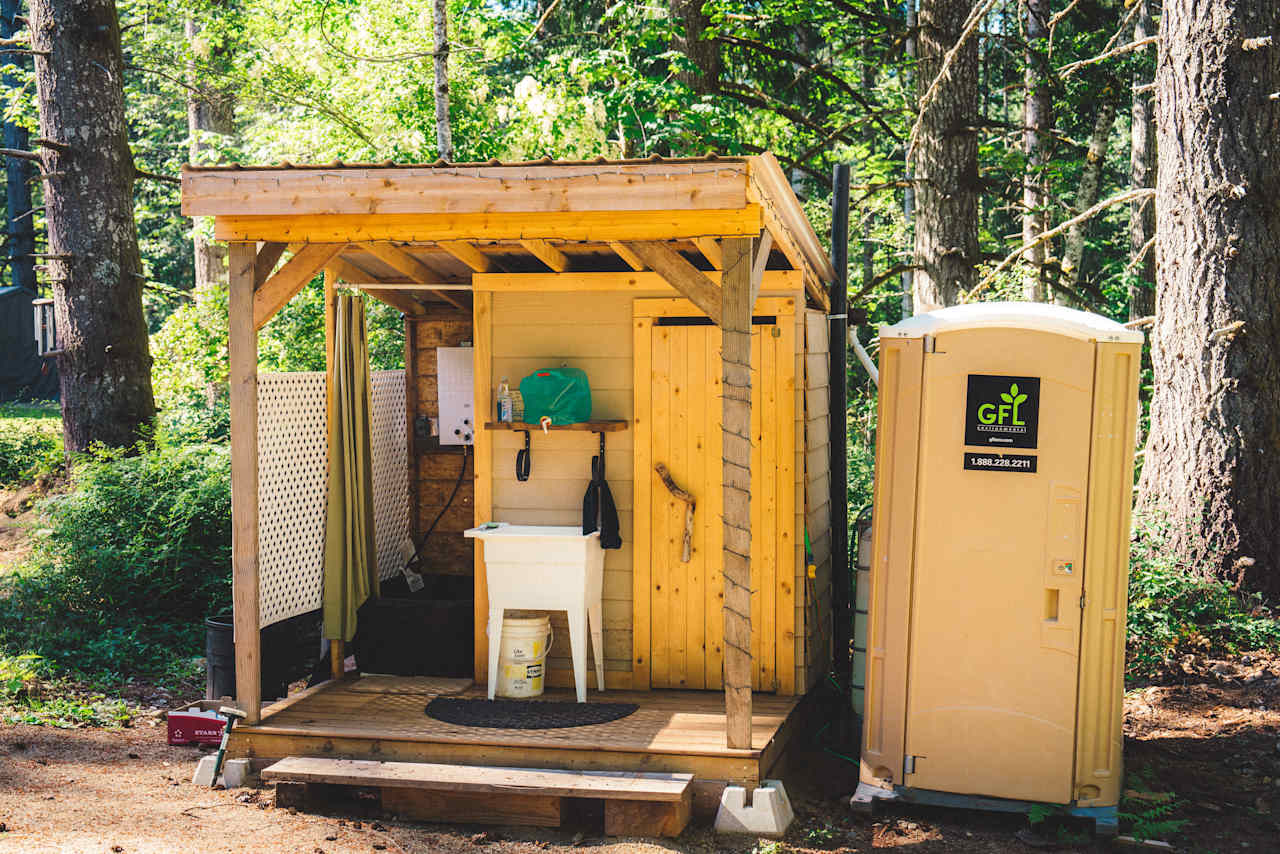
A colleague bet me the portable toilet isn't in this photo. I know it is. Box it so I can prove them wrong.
[853,303,1142,832]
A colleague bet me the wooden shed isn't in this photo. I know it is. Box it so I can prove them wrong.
[181,155,838,809]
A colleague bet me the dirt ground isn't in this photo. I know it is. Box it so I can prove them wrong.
[1,654,1277,854]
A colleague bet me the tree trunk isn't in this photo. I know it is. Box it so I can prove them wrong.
[912,0,980,311]
[1021,0,1051,302]
[29,0,155,452]
[902,0,917,316]
[670,0,721,95]
[3,0,35,294]
[1137,0,1280,596]
[185,15,235,292]
[1128,0,1157,320]
[1060,99,1118,299]
[432,0,453,160]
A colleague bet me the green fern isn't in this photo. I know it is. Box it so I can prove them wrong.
[1120,793,1188,842]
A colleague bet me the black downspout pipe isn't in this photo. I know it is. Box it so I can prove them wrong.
[829,164,851,692]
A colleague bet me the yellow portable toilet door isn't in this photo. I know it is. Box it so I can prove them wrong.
[903,328,1094,804]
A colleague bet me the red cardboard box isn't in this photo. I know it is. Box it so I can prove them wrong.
[167,709,227,745]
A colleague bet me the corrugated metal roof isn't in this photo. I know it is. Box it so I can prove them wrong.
[182,153,748,172]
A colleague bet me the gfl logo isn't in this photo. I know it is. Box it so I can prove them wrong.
[978,383,1028,426]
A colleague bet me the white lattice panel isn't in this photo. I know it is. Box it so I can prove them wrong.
[256,370,409,628]
[370,370,409,581]
[257,372,327,627]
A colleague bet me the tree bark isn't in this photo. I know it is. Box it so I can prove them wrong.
[185,15,235,292]
[1061,99,1118,299]
[912,0,980,311]
[432,0,453,160]
[1137,0,1280,596]
[670,0,721,95]
[1021,0,1052,302]
[3,0,35,294]
[29,0,155,452]
[1128,0,1157,320]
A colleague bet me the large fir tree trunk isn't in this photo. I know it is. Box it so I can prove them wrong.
[1137,0,1280,596]
[432,0,453,160]
[29,0,155,452]
[670,0,721,95]
[1061,99,1118,299]
[912,0,980,311]
[1021,0,1051,302]
[1128,0,1157,320]
[185,16,235,292]
[3,0,35,294]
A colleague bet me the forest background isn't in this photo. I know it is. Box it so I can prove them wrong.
[2,0,1278,713]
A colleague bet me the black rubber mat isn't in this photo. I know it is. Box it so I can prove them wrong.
[425,697,639,729]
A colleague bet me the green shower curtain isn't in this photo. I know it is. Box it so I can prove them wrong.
[323,292,378,642]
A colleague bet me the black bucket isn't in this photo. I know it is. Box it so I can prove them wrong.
[205,613,303,702]
[205,613,236,700]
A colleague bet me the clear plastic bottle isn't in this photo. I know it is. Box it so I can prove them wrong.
[497,378,513,423]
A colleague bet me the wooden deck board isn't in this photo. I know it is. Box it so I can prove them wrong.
[230,679,803,786]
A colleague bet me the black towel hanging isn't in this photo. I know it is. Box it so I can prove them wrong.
[583,452,622,549]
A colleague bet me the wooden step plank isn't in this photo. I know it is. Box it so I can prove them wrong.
[262,758,692,802]
[604,797,692,838]
[382,788,564,827]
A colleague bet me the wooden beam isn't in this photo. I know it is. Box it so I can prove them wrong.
[520,239,571,272]
[720,236,753,750]
[438,240,497,273]
[622,242,722,325]
[323,269,344,684]
[749,229,774,304]
[609,241,647,271]
[693,237,723,269]
[228,243,262,724]
[473,270,803,294]
[361,287,427,316]
[472,291,494,685]
[182,161,752,217]
[254,243,347,329]
[253,242,287,288]
[213,208,766,244]
[358,241,466,309]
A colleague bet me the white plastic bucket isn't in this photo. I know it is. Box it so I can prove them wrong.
[495,615,553,698]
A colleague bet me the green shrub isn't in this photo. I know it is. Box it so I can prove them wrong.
[0,401,63,486]
[1127,514,1280,679]
[0,440,231,681]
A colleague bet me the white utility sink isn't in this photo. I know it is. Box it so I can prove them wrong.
[465,523,605,702]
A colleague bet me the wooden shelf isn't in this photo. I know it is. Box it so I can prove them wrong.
[484,420,628,432]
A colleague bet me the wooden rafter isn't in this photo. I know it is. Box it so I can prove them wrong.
[609,242,647,272]
[354,242,466,310]
[253,242,287,288]
[693,237,723,270]
[520,239,571,273]
[622,241,722,325]
[254,242,347,329]
[437,240,497,273]
[361,287,428,316]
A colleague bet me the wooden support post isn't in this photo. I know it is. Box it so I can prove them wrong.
[323,268,344,682]
[720,236,753,749]
[228,242,262,724]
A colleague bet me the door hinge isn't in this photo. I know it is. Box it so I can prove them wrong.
[904,755,918,776]
[1080,593,1087,610]
[922,335,936,354]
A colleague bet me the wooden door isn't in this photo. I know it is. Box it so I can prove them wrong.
[633,298,796,692]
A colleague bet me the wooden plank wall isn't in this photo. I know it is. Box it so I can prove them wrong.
[801,309,832,691]
[487,290,670,687]
[411,306,475,574]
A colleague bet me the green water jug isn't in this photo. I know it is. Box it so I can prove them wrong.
[519,368,592,425]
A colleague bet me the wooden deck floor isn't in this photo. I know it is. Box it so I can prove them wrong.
[228,677,806,788]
